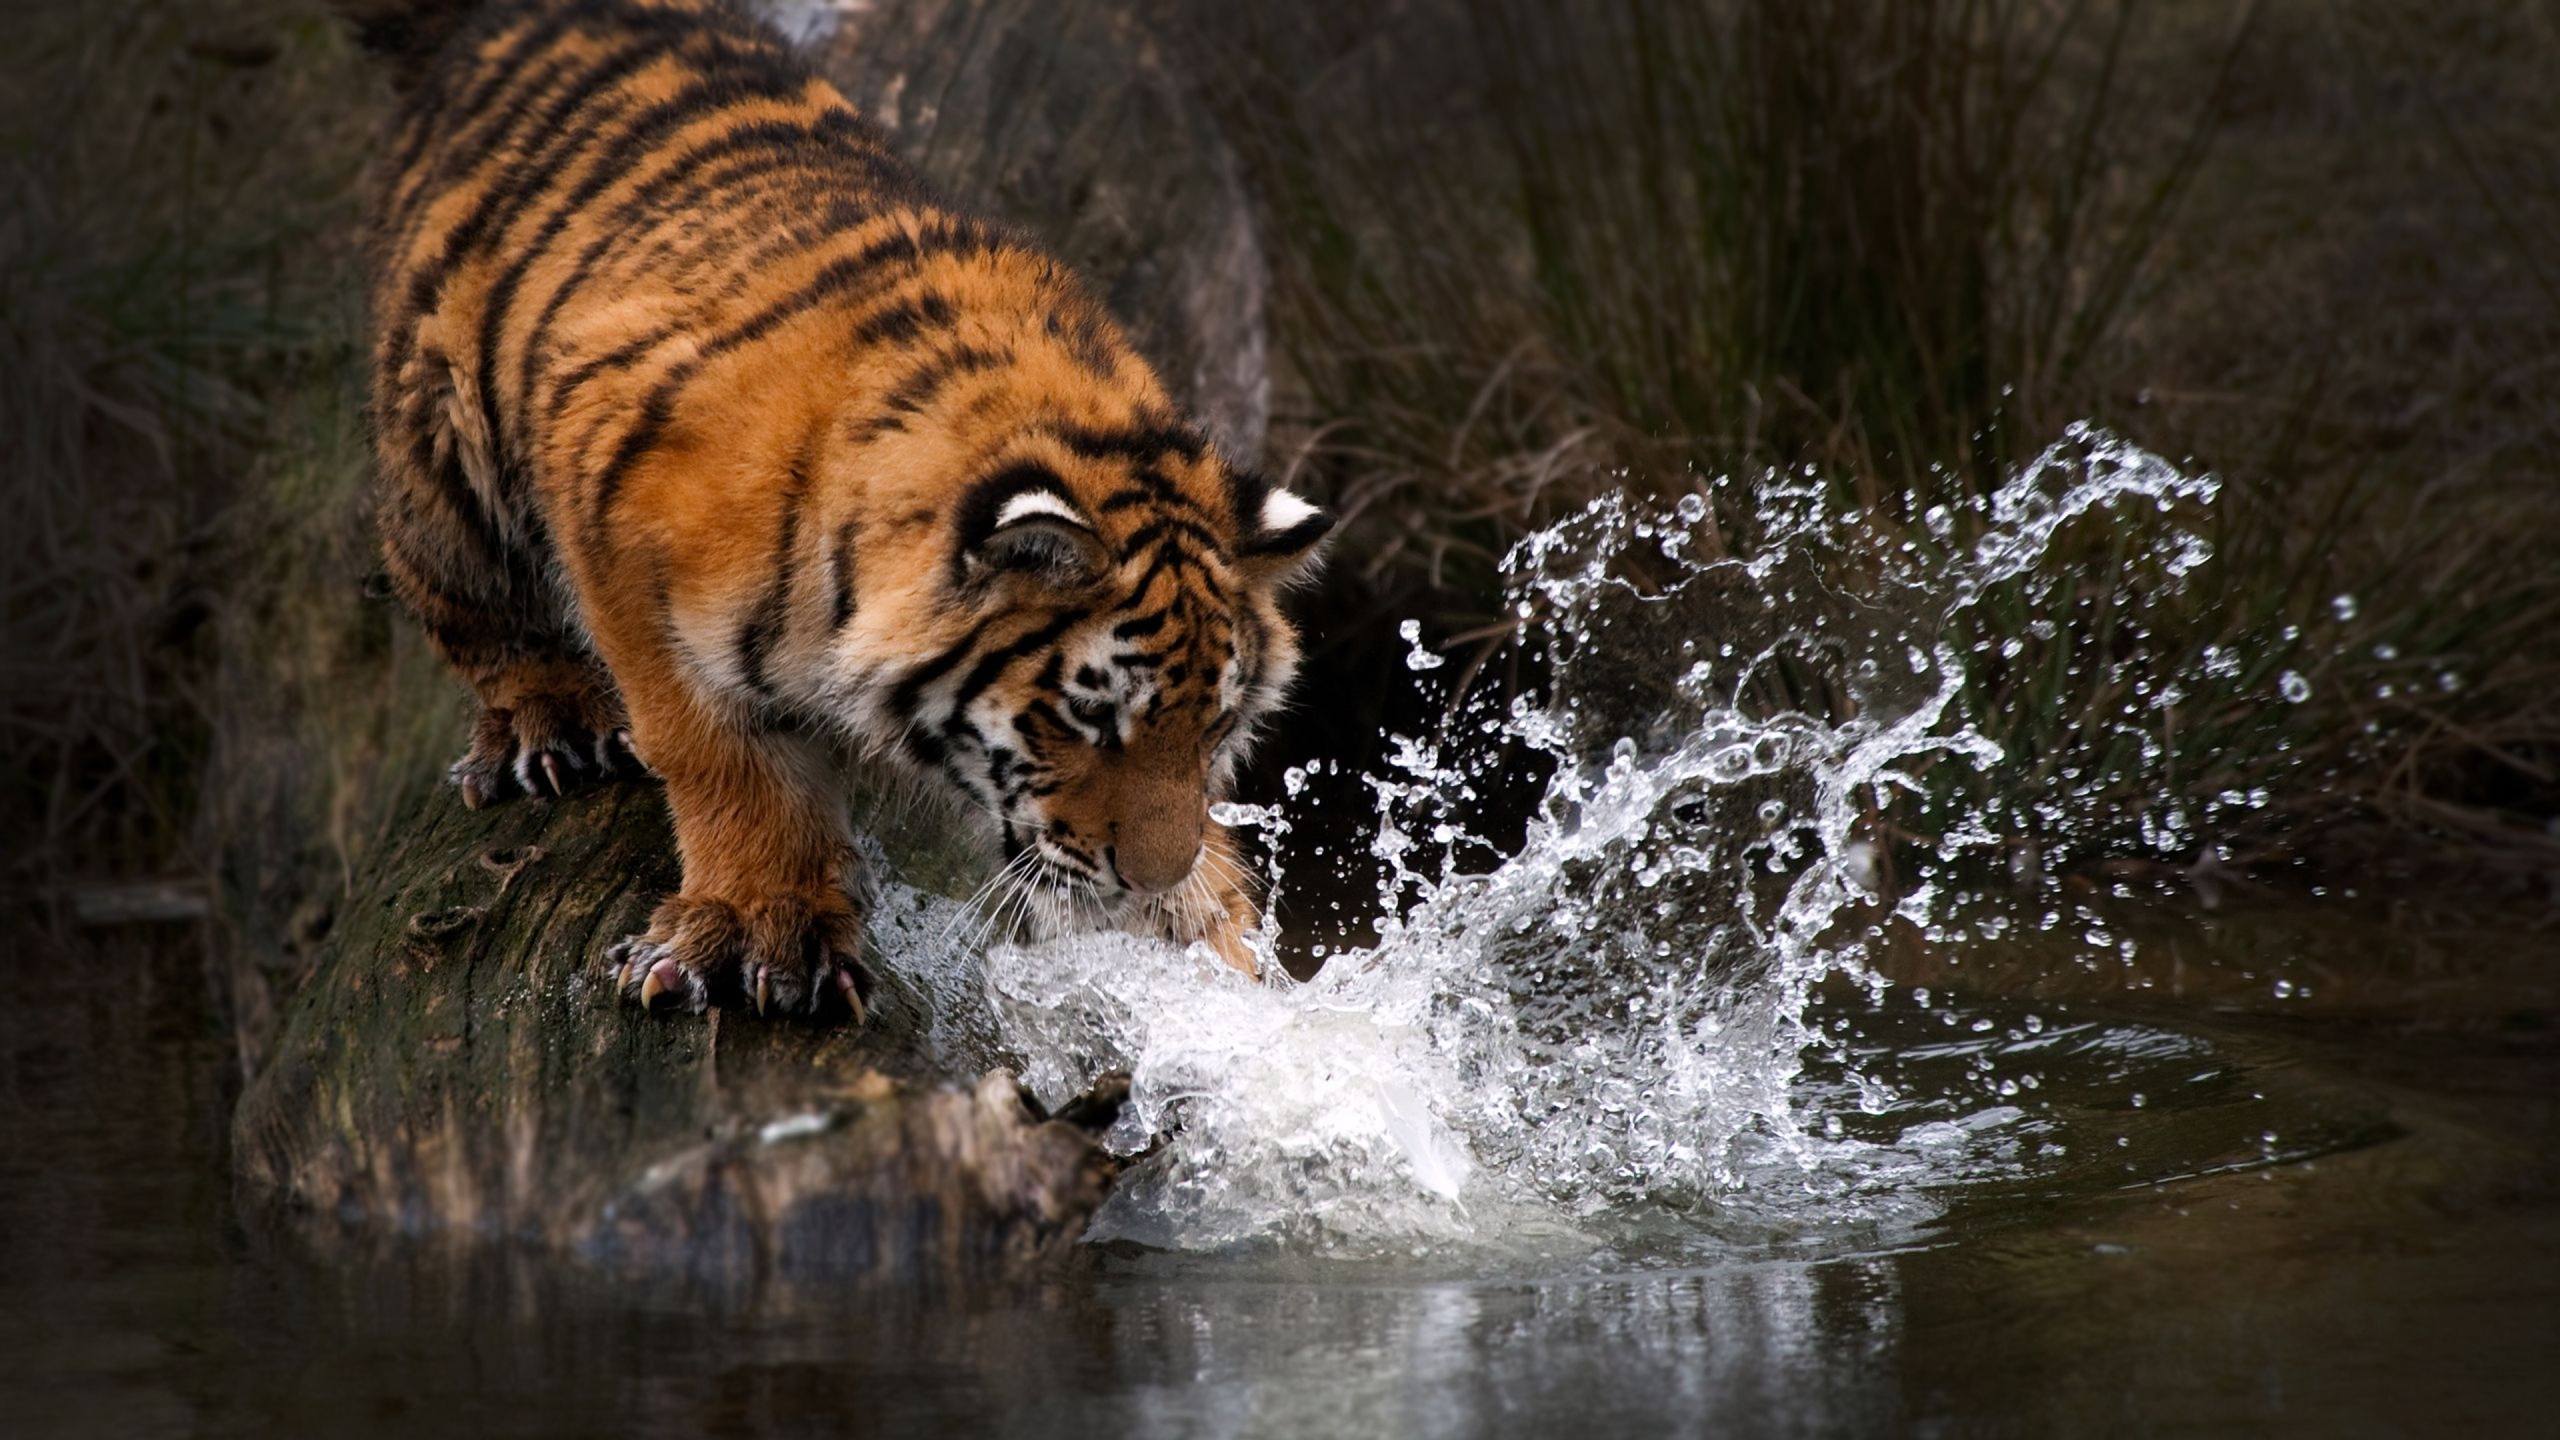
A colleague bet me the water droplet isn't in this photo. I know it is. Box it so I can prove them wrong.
[2277,671,2312,703]
[1399,618,1445,671]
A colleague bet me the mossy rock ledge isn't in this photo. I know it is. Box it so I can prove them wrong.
[230,782,1120,1290]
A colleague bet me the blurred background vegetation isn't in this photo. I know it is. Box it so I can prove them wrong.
[4,0,2555,942]
[1171,0,2560,891]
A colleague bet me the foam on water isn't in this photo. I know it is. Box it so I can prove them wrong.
[876,428,2221,1254]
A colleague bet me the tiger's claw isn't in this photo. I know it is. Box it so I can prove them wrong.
[449,682,636,808]
[609,892,867,1024]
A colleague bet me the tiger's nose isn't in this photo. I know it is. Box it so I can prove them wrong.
[1109,815,1204,896]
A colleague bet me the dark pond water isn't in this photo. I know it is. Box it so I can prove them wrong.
[3,900,2555,1438]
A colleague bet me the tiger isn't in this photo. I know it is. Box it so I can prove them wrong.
[339,0,1332,1021]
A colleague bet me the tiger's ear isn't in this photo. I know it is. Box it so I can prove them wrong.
[959,474,1108,589]
[1232,473,1334,585]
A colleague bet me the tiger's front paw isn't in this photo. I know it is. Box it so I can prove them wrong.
[605,890,872,1023]
[451,686,641,808]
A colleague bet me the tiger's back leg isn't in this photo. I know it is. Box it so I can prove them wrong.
[373,336,638,806]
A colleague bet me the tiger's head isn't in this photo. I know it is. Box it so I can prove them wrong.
[873,418,1330,922]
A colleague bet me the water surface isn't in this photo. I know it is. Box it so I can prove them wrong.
[4,909,2553,1437]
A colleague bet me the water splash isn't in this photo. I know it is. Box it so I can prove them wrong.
[888,429,2224,1253]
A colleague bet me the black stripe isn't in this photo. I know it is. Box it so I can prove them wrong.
[1119,516,1226,558]
[386,5,598,229]
[510,116,882,410]
[472,67,823,459]
[829,519,861,631]
[557,218,991,447]
[391,26,700,379]
[1044,306,1120,376]
[538,185,873,416]
[508,139,834,424]
[417,24,794,284]
[583,250,993,523]
[939,759,990,808]
[1110,610,1168,640]
[1226,468,1272,538]
[1096,475,1201,514]
[1043,421,1206,465]
[941,610,1088,732]
[616,109,879,231]
[582,367,691,530]
[1117,543,1195,603]
[734,594,783,697]
[852,290,957,348]
[652,191,881,297]
[1243,512,1335,559]
[613,128,836,229]
[547,324,683,418]
[394,17,691,251]
[986,745,1028,797]
[885,619,995,733]
[406,421,507,570]
[598,123,916,247]
[734,445,813,698]
[884,599,1035,746]
[845,342,1004,444]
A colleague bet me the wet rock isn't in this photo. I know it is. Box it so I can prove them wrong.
[231,781,1119,1289]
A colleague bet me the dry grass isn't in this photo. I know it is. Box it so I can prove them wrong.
[2088,0,2560,869]
[0,0,425,912]
[1179,0,2560,875]
[1182,1,2249,581]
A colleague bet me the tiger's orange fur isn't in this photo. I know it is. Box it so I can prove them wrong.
[352,0,1330,1019]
